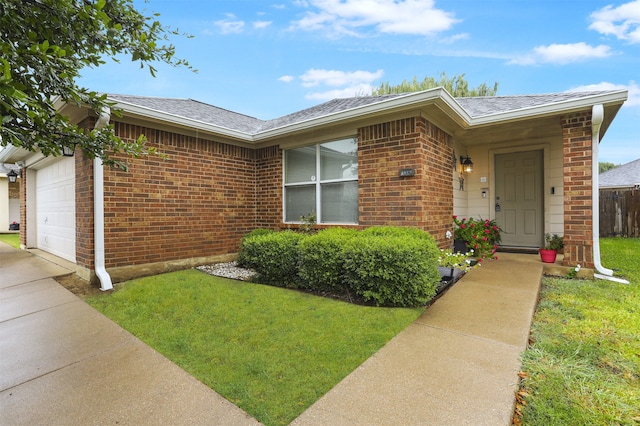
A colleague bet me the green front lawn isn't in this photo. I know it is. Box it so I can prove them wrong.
[517,238,640,425]
[0,233,20,249]
[87,270,423,425]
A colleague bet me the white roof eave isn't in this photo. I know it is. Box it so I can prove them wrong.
[54,89,629,145]
[0,145,33,163]
[467,90,628,127]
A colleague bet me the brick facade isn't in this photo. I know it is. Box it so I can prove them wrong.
[66,114,454,278]
[562,111,594,268]
[93,122,259,269]
[18,109,591,277]
[75,150,96,270]
[254,145,283,228]
[358,117,453,248]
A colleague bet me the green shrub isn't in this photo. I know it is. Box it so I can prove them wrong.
[361,225,436,242]
[239,226,441,307]
[343,227,440,307]
[237,228,275,268]
[298,227,358,293]
[237,230,306,287]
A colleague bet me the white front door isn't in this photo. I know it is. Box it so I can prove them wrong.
[494,150,544,248]
[35,157,76,262]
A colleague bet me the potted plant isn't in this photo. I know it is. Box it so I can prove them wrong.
[452,216,502,260]
[539,233,563,263]
[437,248,477,292]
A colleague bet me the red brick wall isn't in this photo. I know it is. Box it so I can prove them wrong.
[254,145,282,228]
[358,117,453,247]
[562,111,594,268]
[75,150,95,270]
[74,115,454,273]
[100,122,259,269]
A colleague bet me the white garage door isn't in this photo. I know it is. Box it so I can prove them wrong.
[36,157,76,262]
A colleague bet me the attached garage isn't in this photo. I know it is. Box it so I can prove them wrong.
[34,157,76,262]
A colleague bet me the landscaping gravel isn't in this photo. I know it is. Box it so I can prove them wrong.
[196,261,257,281]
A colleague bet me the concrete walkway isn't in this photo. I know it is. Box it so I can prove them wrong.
[1,241,542,425]
[292,253,542,425]
[0,243,260,425]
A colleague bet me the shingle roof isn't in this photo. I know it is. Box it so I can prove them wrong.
[107,90,621,135]
[256,95,404,132]
[455,91,614,118]
[107,94,264,134]
[599,158,640,188]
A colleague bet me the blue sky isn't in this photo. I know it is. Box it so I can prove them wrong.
[79,0,640,164]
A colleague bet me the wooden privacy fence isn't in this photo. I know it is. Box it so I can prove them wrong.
[599,189,640,237]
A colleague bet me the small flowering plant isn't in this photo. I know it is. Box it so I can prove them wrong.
[566,264,581,279]
[437,249,477,272]
[452,215,502,260]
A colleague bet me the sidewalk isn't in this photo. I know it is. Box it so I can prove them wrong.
[1,241,542,425]
[0,243,260,425]
[292,253,542,425]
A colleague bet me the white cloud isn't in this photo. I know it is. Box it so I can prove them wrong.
[214,14,245,34]
[569,81,640,107]
[280,68,384,100]
[253,20,272,29]
[439,33,470,44]
[290,0,460,37]
[589,0,640,44]
[509,42,612,65]
[299,68,384,87]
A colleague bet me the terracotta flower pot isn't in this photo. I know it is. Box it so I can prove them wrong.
[539,249,557,263]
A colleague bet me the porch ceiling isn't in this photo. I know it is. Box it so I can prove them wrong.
[455,115,561,146]
[453,102,623,147]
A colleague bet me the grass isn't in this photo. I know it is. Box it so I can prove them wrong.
[0,233,20,249]
[87,269,423,425]
[517,237,640,425]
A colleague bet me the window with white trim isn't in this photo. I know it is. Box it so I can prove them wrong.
[284,137,358,224]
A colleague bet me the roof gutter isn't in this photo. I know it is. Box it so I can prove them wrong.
[93,108,114,291]
[591,104,629,284]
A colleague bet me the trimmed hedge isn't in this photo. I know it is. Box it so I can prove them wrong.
[298,227,358,293]
[236,228,275,268]
[343,227,440,307]
[237,230,306,287]
[237,226,441,307]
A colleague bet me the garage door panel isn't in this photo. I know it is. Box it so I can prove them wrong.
[36,157,76,262]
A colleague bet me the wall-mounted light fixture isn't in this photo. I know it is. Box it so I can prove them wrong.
[62,143,76,157]
[460,155,474,173]
[7,169,18,183]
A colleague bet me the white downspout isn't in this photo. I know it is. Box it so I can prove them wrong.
[591,104,629,284]
[93,108,113,291]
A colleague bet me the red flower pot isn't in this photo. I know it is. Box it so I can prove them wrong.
[539,249,557,263]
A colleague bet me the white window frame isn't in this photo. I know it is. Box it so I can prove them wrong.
[283,138,358,224]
